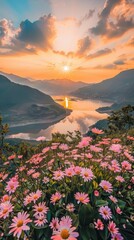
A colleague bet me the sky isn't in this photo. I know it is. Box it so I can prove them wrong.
[0,0,134,82]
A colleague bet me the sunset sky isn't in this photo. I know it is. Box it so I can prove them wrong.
[0,0,134,82]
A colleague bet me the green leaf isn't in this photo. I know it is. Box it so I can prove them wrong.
[118,199,126,210]
[96,200,108,207]
[79,204,94,226]
[80,226,91,240]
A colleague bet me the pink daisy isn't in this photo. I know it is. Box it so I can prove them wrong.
[74,192,90,204]
[92,128,104,134]
[33,202,48,217]
[34,215,47,226]
[50,218,59,230]
[6,180,19,194]
[108,221,119,235]
[9,212,32,238]
[29,190,42,203]
[111,233,124,240]
[51,216,79,240]
[50,192,62,205]
[80,168,94,182]
[99,180,113,193]
[66,203,75,212]
[115,176,125,183]
[94,219,104,230]
[53,170,64,180]
[0,202,13,219]
[99,206,112,220]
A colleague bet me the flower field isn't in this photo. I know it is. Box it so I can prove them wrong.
[0,129,134,240]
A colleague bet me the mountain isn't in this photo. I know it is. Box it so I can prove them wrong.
[72,69,134,103]
[0,75,67,126]
[0,71,88,96]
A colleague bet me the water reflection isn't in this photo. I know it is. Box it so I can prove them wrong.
[8,97,111,140]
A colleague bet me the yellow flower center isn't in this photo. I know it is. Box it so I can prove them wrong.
[60,229,70,239]
[103,185,108,190]
[33,194,38,200]
[17,220,23,227]
[79,197,84,202]
[3,208,8,214]
[38,207,43,212]
[84,173,89,177]
[103,210,108,215]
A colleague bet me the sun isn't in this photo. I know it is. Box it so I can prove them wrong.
[63,65,70,72]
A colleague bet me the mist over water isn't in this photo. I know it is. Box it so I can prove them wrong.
[8,97,111,140]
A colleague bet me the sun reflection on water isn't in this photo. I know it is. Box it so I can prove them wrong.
[65,97,69,108]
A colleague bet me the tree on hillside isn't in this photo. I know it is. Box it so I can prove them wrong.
[107,105,134,132]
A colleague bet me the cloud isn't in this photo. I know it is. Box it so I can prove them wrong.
[76,36,93,56]
[114,59,126,65]
[0,14,56,55]
[79,9,95,25]
[126,37,134,47]
[93,64,117,69]
[0,18,15,46]
[90,0,134,39]
[86,48,113,59]
[53,36,93,58]
[17,14,56,50]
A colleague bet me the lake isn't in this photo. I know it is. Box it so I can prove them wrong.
[7,97,111,140]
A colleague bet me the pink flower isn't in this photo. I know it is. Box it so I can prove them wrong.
[121,161,131,171]
[24,195,32,206]
[66,203,75,212]
[90,145,102,152]
[51,216,79,240]
[74,192,90,204]
[108,221,119,235]
[78,139,89,148]
[94,219,104,230]
[8,154,16,160]
[9,212,32,238]
[50,192,62,205]
[74,166,81,175]
[36,136,46,141]
[53,170,64,180]
[94,190,99,197]
[1,194,11,203]
[0,202,13,219]
[33,202,48,217]
[34,215,47,226]
[99,206,112,220]
[6,180,19,194]
[43,176,50,184]
[32,172,40,179]
[92,128,104,134]
[59,144,69,151]
[50,218,59,230]
[80,168,94,182]
[99,180,113,193]
[111,233,124,240]
[109,195,118,203]
[65,167,75,177]
[29,190,42,203]
[109,160,121,172]
[115,176,125,183]
[116,207,122,215]
[110,144,122,153]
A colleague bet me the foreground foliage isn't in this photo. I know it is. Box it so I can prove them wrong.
[0,128,134,240]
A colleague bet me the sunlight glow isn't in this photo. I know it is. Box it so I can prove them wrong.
[63,66,70,72]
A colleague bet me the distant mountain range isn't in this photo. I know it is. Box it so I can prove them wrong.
[0,71,88,96]
[0,75,67,126]
[72,69,134,105]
